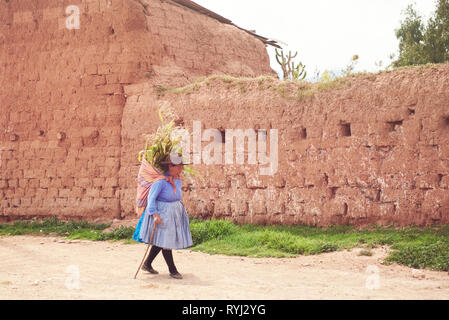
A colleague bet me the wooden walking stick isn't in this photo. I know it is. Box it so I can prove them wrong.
[134,223,157,279]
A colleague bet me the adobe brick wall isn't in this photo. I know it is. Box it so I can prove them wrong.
[139,0,276,86]
[121,64,449,226]
[0,0,275,221]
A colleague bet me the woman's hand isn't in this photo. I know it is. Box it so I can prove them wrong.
[153,213,162,225]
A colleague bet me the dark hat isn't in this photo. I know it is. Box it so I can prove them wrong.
[160,153,192,165]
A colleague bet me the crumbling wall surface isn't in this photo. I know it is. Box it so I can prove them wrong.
[121,64,449,226]
[139,0,276,86]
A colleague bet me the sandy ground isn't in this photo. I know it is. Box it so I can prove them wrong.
[1,234,449,300]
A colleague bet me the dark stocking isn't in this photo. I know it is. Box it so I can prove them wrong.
[143,245,162,268]
[162,249,178,274]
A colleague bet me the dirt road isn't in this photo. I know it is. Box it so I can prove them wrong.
[1,235,448,300]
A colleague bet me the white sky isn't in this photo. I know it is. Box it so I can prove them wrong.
[192,0,438,81]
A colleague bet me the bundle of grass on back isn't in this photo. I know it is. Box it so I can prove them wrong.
[138,103,202,180]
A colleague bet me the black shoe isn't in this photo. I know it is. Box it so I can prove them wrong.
[170,272,183,279]
[142,264,159,274]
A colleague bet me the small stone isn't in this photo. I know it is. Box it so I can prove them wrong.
[32,280,39,286]
[39,242,44,245]
[58,240,65,243]
[412,269,425,279]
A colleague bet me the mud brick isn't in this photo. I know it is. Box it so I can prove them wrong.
[70,186,84,198]
[106,74,120,84]
[58,188,71,198]
[92,178,105,187]
[0,180,8,189]
[440,175,449,189]
[378,172,415,190]
[66,197,81,207]
[267,214,284,225]
[11,198,21,207]
[1,200,10,208]
[418,145,443,173]
[47,187,59,197]
[421,189,447,219]
[41,198,54,208]
[285,189,306,216]
[92,197,107,207]
[61,177,75,188]
[28,178,40,188]
[21,198,32,207]
[266,191,286,215]
[401,119,420,146]
[349,122,369,139]
[5,189,15,198]
[15,188,26,197]
[327,170,347,188]
[119,73,136,84]
[33,168,45,179]
[416,174,441,189]
[85,188,100,198]
[376,107,409,123]
[100,187,116,198]
[6,160,19,170]
[1,151,13,160]
[378,202,396,218]
[7,179,18,188]
[105,157,120,169]
[104,199,120,212]
[285,170,305,188]
[380,188,404,203]
[213,199,231,217]
[229,197,248,216]
[85,64,98,75]
[12,169,24,179]
[35,188,48,198]
[105,177,118,188]
[323,200,347,218]
[18,179,28,189]
[380,148,417,174]
[248,189,267,216]
[98,63,113,75]
[96,84,124,95]
[76,178,92,188]
[251,214,268,225]
[55,198,68,207]
[79,197,93,209]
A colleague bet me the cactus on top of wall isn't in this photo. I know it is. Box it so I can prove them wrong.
[275,49,307,81]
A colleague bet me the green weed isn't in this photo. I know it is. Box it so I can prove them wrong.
[1,217,448,271]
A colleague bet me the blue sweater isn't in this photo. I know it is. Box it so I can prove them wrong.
[144,174,183,216]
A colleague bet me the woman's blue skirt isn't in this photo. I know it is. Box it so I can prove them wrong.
[132,200,193,250]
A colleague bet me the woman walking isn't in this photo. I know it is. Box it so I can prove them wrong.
[133,160,193,279]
